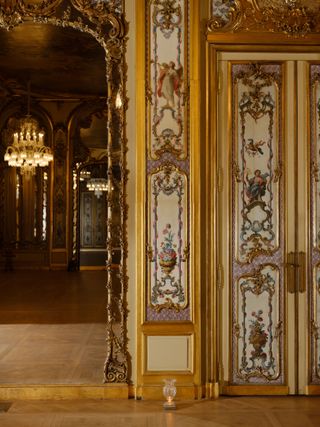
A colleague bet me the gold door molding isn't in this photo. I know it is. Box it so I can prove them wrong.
[207,1,320,396]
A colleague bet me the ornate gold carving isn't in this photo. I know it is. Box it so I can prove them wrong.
[0,1,22,30]
[233,161,242,183]
[274,321,282,339]
[147,243,155,262]
[273,162,282,183]
[0,0,64,30]
[312,161,320,182]
[207,0,242,33]
[311,320,319,340]
[152,298,185,312]
[208,0,320,37]
[234,323,241,338]
[0,0,129,384]
[241,239,275,264]
[181,243,190,262]
[152,0,182,36]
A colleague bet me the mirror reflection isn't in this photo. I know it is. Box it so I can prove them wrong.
[0,21,113,385]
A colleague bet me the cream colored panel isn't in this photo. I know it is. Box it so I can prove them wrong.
[310,64,320,385]
[147,336,191,371]
[233,64,281,263]
[217,60,286,387]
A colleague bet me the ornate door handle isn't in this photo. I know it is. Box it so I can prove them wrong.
[298,251,306,294]
[286,251,297,294]
[286,251,306,294]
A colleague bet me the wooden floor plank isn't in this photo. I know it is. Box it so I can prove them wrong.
[0,271,107,385]
[0,398,320,427]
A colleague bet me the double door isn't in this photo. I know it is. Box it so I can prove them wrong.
[217,53,320,395]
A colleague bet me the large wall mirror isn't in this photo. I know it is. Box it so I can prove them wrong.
[0,1,128,389]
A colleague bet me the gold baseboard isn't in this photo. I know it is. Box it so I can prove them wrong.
[306,385,320,395]
[134,384,205,400]
[0,384,129,400]
[205,382,220,399]
[222,385,289,396]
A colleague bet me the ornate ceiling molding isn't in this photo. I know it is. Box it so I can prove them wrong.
[208,0,320,37]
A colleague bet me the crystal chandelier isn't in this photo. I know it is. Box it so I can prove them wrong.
[86,177,109,198]
[4,83,53,176]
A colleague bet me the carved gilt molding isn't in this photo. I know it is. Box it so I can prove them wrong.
[0,0,129,384]
[208,0,320,37]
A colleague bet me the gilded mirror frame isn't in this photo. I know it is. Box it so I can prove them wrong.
[0,0,129,383]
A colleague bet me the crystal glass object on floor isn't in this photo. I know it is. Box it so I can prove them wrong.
[163,379,177,410]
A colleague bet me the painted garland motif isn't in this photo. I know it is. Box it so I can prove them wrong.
[149,165,188,311]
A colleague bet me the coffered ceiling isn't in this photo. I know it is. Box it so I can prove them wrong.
[0,21,107,100]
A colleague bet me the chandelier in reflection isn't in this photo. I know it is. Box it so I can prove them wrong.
[86,178,109,198]
[4,83,53,176]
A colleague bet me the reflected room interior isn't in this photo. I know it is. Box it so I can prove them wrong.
[0,22,115,385]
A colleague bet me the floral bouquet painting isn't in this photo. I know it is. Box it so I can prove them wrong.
[159,223,177,275]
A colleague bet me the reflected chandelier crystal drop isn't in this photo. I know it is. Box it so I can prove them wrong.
[4,84,53,176]
[86,178,109,198]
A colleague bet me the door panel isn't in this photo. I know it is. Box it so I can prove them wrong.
[230,62,285,386]
[310,64,320,388]
[218,53,320,395]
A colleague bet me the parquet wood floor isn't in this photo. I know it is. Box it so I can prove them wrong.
[0,397,320,426]
[0,270,108,385]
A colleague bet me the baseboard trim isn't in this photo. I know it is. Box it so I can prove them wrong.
[222,385,289,396]
[0,384,129,400]
[306,385,320,395]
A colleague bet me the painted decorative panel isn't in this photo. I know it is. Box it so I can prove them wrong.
[231,63,284,384]
[146,0,190,322]
[310,65,320,384]
[52,128,67,248]
[312,71,320,251]
[148,164,188,312]
[233,64,281,264]
[147,0,188,159]
[313,265,320,381]
[234,264,282,382]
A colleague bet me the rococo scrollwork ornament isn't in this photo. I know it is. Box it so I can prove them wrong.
[208,0,320,37]
[0,0,129,384]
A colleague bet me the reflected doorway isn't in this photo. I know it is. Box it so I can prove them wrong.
[79,163,107,269]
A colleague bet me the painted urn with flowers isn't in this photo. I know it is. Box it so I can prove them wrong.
[159,224,177,275]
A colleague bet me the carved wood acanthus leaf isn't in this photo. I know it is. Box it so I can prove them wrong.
[208,0,320,37]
